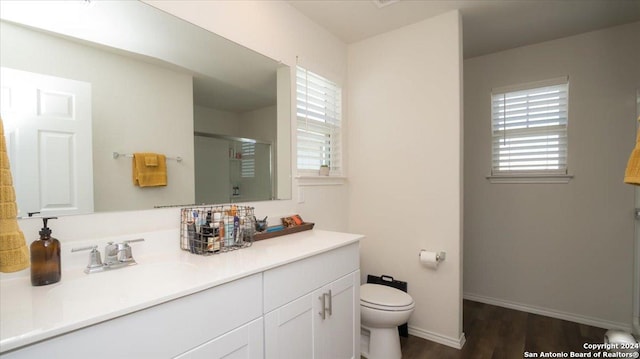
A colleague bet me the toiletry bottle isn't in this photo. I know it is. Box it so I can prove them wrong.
[30,217,61,286]
[202,210,213,252]
[225,219,234,246]
[233,215,240,244]
[213,212,222,251]
[219,220,225,249]
[187,221,197,254]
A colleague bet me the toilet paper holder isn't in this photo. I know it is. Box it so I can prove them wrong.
[419,250,446,262]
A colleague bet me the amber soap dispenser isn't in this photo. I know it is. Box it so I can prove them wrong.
[30,217,61,286]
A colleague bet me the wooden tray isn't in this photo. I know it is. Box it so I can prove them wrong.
[253,222,315,241]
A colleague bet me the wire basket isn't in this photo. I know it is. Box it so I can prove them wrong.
[180,205,255,255]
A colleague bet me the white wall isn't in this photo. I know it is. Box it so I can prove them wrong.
[347,11,464,348]
[464,21,640,330]
[240,105,277,143]
[194,104,277,143]
[194,106,241,136]
[0,21,195,213]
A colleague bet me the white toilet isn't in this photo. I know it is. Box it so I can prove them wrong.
[360,283,415,359]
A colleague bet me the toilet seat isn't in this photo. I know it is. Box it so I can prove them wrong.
[361,300,415,311]
[360,284,414,311]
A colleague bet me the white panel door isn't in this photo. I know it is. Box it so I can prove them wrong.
[264,293,316,359]
[0,67,93,217]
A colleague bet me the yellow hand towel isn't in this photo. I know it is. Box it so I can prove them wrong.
[0,218,30,273]
[624,119,640,185]
[132,152,167,187]
[0,117,30,273]
[144,155,158,167]
[1,168,12,186]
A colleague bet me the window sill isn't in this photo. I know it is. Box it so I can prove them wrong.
[295,175,347,186]
[486,173,573,184]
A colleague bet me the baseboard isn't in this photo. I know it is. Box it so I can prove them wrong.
[464,292,633,332]
[408,326,466,349]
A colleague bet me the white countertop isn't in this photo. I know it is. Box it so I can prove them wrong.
[0,229,362,353]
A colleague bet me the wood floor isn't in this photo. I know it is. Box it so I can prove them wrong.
[399,300,607,359]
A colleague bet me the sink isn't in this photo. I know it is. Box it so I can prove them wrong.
[45,261,201,316]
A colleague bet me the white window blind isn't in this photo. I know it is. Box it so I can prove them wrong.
[240,142,255,178]
[296,66,342,175]
[491,77,569,175]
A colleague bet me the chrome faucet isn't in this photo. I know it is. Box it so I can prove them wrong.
[104,242,119,265]
[72,238,145,274]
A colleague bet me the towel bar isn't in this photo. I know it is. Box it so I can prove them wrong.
[113,152,182,162]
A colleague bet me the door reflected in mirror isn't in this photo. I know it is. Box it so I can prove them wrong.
[1,67,95,217]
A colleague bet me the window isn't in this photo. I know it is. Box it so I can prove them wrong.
[240,142,255,178]
[296,66,342,175]
[491,77,569,178]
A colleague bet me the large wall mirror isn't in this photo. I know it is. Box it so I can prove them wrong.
[0,1,292,218]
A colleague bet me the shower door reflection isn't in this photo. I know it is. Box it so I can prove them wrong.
[194,133,272,204]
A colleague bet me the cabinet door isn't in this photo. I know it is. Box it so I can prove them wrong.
[314,271,360,359]
[264,270,360,359]
[264,293,315,359]
[174,318,263,359]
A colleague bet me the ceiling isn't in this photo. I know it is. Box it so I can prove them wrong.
[287,0,640,58]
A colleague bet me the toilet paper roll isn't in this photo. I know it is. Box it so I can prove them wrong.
[419,250,439,269]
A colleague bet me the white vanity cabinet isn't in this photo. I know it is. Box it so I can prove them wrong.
[0,231,362,359]
[263,242,360,359]
[0,274,263,359]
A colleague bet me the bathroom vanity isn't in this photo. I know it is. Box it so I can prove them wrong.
[0,230,362,359]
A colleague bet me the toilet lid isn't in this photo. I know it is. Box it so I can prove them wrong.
[360,283,414,308]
